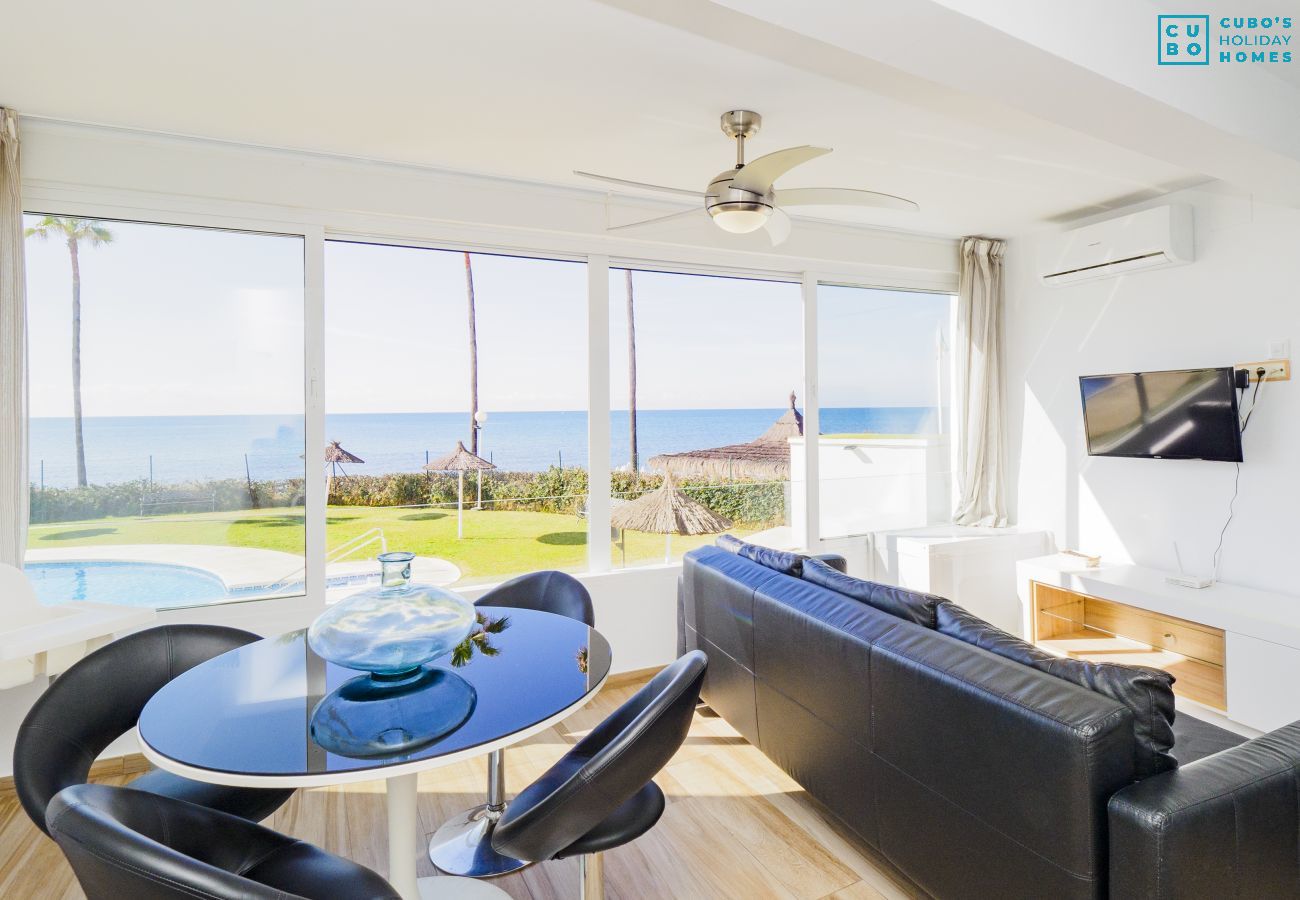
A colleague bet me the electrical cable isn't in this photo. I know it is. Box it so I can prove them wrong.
[1240,370,1265,433]
[1214,367,1273,580]
[1211,462,1240,583]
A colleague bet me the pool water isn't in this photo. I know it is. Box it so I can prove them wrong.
[27,561,239,608]
[24,561,378,609]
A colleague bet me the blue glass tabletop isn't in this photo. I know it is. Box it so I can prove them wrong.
[138,607,612,778]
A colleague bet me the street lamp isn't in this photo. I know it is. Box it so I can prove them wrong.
[473,411,488,509]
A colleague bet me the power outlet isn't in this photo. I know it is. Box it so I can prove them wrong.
[1236,358,1291,383]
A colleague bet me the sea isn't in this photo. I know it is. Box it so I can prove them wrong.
[28,407,940,488]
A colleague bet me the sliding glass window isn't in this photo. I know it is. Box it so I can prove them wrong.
[814,284,954,540]
[324,242,587,590]
[21,211,952,611]
[608,268,802,567]
[24,216,306,609]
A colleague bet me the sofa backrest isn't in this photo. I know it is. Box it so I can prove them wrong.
[681,546,1140,900]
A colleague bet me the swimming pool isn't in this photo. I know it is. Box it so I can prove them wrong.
[25,561,378,609]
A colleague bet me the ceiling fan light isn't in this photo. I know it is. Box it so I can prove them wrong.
[709,204,771,234]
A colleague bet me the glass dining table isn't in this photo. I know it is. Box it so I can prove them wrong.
[136,606,613,900]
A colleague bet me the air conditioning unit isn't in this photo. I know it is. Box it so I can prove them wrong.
[1039,204,1193,285]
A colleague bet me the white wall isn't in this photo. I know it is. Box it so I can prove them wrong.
[1005,187,1300,594]
[789,435,951,539]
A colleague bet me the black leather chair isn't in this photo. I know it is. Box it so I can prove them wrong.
[475,569,595,626]
[429,570,597,877]
[47,783,399,899]
[14,624,293,835]
[491,650,707,899]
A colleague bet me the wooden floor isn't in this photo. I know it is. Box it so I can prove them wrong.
[0,679,924,899]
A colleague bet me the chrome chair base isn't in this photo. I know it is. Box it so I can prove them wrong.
[428,803,528,878]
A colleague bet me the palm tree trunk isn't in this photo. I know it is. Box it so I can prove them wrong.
[68,238,87,488]
[464,252,479,455]
[626,270,638,477]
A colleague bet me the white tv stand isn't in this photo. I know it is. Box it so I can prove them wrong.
[1018,555,1300,734]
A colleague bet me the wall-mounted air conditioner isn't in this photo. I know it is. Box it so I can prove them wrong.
[1039,204,1193,285]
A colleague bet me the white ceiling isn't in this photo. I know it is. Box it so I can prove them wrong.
[0,0,1257,236]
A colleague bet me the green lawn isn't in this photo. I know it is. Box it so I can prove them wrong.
[27,505,747,584]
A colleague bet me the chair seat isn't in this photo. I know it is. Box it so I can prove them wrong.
[556,781,665,859]
[241,837,402,899]
[130,769,293,824]
[48,784,398,900]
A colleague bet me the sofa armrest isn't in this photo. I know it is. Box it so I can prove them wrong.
[811,553,847,573]
[1108,720,1300,899]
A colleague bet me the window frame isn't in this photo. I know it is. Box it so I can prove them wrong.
[20,201,327,620]
[18,187,958,620]
[811,279,959,543]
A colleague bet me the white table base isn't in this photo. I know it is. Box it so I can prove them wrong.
[387,774,511,900]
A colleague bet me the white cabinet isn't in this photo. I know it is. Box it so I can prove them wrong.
[1226,633,1300,733]
[876,527,1051,636]
[1019,556,1300,734]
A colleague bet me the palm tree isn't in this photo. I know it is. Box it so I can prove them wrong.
[464,252,480,454]
[626,269,639,477]
[24,216,114,488]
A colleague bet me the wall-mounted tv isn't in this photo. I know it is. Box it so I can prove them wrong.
[1079,367,1243,462]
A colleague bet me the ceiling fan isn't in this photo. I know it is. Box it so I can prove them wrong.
[575,110,919,246]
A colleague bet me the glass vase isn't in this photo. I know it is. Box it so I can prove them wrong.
[307,551,476,675]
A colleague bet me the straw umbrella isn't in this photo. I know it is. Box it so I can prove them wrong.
[317,441,364,498]
[650,391,804,481]
[610,472,732,563]
[325,441,363,475]
[425,440,496,539]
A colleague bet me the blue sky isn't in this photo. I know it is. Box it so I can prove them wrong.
[25,218,951,418]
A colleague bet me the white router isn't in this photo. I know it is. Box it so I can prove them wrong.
[1166,542,1213,590]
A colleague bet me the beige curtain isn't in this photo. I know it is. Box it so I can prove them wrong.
[0,109,28,566]
[952,236,1007,527]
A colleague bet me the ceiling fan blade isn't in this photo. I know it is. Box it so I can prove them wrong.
[606,206,706,232]
[574,171,703,198]
[775,187,919,212]
[731,146,831,194]
[765,208,792,246]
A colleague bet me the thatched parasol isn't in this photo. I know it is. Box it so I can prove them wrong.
[325,440,363,463]
[424,440,496,539]
[322,441,364,495]
[649,391,804,481]
[611,472,732,563]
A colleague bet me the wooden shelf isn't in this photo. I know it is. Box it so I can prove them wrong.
[1031,582,1226,710]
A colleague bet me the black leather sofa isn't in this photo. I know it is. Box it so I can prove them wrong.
[679,542,1300,899]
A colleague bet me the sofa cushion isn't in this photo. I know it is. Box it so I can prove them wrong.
[800,557,943,629]
[715,535,807,576]
[936,601,1177,778]
[1170,713,1248,766]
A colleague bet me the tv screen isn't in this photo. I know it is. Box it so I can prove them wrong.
[1079,367,1243,462]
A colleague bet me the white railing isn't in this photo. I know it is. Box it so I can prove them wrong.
[326,527,388,566]
[266,527,387,593]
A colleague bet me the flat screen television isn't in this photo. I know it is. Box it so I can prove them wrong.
[1079,367,1243,462]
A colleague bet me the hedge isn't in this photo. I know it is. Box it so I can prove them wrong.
[29,467,788,528]
[29,478,303,523]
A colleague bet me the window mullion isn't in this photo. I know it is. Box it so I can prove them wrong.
[304,225,327,606]
[586,255,612,573]
[801,272,821,554]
